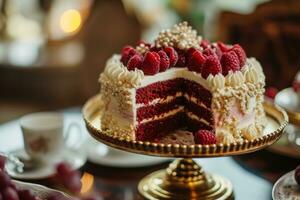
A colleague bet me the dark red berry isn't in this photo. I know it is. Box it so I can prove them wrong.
[18,189,36,200]
[200,39,210,49]
[217,42,230,52]
[164,47,178,67]
[56,162,73,176]
[141,51,160,75]
[231,44,246,67]
[158,50,170,72]
[187,50,206,73]
[149,46,161,52]
[292,80,300,92]
[187,47,196,55]
[214,45,223,59]
[175,50,186,67]
[194,130,217,145]
[62,171,82,193]
[265,87,278,99]
[201,55,222,78]
[220,51,240,75]
[127,54,143,71]
[0,170,11,189]
[120,46,137,65]
[0,155,5,170]
[2,187,19,200]
[295,165,300,185]
[203,48,215,57]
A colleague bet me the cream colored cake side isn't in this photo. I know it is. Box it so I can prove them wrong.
[211,58,266,143]
[98,55,143,140]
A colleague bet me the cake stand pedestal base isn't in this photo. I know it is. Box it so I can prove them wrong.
[138,158,233,200]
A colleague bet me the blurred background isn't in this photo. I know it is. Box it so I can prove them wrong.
[0,0,299,122]
[0,1,300,199]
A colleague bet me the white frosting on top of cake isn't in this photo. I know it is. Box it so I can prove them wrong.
[102,55,144,88]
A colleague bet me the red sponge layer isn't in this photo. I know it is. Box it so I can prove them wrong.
[135,78,214,141]
[137,97,184,122]
[136,112,185,141]
[182,79,212,108]
[185,100,213,123]
[136,79,183,104]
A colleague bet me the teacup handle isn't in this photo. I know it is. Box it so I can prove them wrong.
[64,122,82,150]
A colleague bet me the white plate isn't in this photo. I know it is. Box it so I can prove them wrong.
[0,111,170,170]
[272,170,300,200]
[275,88,300,112]
[14,180,73,199]
[6,147,86,180]
[85,138,171,167]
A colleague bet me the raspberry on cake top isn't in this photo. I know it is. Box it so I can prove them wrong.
[99,22,266,144]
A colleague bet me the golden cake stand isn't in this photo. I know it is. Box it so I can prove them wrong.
[83,95,288,200]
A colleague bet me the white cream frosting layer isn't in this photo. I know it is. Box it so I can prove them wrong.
[139,106,184,124]
[102,54,265,90]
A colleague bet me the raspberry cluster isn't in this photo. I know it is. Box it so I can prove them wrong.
[188,40,246,78]
[120,40,246,78]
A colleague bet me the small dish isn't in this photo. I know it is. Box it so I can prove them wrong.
[275,87,300,125]
[272,170,300,200]
[14,180,73,199]
[13,181,74,200]
[267,124,300,159]
[85,138,170,167]
[6,147,87,180]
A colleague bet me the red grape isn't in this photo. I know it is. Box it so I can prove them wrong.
[62,171,82,193]
[18,189,36,200]
[0,170,11,189]
[0,156,5,170]
[56,162,73,176]
[2,187,19,200]
[0,192,3,200]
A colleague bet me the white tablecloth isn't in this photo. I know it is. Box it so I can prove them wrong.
[0,108,272,200]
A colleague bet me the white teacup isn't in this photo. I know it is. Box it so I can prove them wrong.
[20,112,80,164]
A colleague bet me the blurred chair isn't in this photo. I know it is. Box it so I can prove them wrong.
[217,0,300,89]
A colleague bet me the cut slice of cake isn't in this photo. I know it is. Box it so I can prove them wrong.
[99,22,266,144]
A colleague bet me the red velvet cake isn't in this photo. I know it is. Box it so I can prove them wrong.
[99,22,266,144]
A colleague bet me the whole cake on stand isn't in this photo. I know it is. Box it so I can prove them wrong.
[84,22,288,200]
[99,22,266,144]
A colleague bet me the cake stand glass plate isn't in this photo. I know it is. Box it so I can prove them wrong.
[14,180,72,200]
[275,87,300,125]
[272,170,300,200]
[83,95,288,200]
[271,88,300,158]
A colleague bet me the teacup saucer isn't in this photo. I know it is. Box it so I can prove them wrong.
[272,170,300,200]
[85,138,171,167]
[5,147,87,180]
